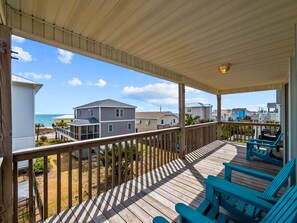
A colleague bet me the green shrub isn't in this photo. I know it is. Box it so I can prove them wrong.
[33,157,51,174]
[40,135,48,142]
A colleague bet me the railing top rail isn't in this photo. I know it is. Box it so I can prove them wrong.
[220,121,280,127]
[185,121,218,130]
[13,126,180,162]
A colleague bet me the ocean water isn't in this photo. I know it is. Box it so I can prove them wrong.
[35,114,65,127]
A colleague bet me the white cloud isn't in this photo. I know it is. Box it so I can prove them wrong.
[88,79,107,87]
[123,82,208,107]
[68,78,82,86]
[12,46,32,62]
[19,72,52,80]
[96,79,107,87]
[12,35,25,43]
[57,49,73,64]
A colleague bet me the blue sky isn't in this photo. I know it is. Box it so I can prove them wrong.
[11,35,276,114]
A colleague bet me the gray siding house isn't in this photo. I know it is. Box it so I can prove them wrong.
[185,103,212,121]
[65,99,136,140]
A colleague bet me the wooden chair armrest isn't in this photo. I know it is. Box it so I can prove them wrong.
[152,216,170,223]
[205,178,274,211]
[175,203,213,223]
[223,163,275,181]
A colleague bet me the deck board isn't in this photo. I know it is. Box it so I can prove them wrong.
[45,140,282,222]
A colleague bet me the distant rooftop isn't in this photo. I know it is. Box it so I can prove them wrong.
[12,74,43,93]
[186,102,212,107]
[74,99,136,109]
[54,114,74,119]
[136,111,177,119]
[70,118,99,126]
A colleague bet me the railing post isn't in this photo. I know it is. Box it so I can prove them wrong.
[0,25,13,223]
[178,82,186,158]
[217,95,222,140]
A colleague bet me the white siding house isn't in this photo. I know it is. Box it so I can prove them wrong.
[12,75,42,168]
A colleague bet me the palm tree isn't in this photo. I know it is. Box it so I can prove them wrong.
[35,123,44,142]
[185,114,200,126]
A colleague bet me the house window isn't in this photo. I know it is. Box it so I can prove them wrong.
[128,123,132,130]
[187,108,192,113]
[108,124,113,132]
[173,119,175,123]
[91,109,94,116]
[79,110,82,116]
[115,108,124,117]
[136,119,141,124]
[145,120,150,124]
[161,119,164,124]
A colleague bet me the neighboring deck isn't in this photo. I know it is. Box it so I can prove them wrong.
[45,140,282,223]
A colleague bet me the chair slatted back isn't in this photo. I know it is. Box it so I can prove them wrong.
[272,132,283,146]
[264,158,295,196]
[262,186,297,223]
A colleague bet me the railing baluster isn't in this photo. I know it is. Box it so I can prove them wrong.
[160,134,164,165]
[57,154,61,213]
[68,151,72,208]
[28,159,34,223]
[149,136,152,171]
[167,134,170,162]
[88,148,92,199]
[164,134,167,164]
[43,156,48,219]
[97,147,101,196]
[78,150,82,203]
[153,136,156,170]
[140,138,144,175]
[124,141,128,182]
[157,135,160,167]
[135,138,139,178]
[13,162,18,223]
[118,142,122,185]
[145,138,148,173]
[170,133,173,162]
[104,145,108,191]
[130,140,134,178]
[112,143,115,188]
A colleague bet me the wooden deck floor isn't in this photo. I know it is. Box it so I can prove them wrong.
[45,140,282,223]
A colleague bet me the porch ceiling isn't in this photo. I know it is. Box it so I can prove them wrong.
[3,0,297,94]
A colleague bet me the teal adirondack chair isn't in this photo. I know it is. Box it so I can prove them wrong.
[153,185,297,223]
[246,132,283,166]
[205,158,295,222]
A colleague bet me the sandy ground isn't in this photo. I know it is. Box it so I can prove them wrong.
[35,128,56,140]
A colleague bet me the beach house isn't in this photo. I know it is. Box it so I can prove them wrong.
[135,111,178,132]
[53,114,74,125]
[12,75,42,168]
[56,99,136,140]
[185,103,212,121]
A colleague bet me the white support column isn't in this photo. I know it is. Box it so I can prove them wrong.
[281,84,288,164]
[0,25,12,223]
[217,95,222,140]
[288,24,297,184]
[178,83,186,159]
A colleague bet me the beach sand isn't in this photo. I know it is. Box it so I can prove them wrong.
[36,127,56,139]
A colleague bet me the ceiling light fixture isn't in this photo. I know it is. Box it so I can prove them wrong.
[218,63,232,74]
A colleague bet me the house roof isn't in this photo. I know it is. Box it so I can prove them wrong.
[11,74,43,93]
[70,118,99,126]
[4,1,296,95]
[54,114,74,120]
[186,103,212,108]
[136,111,178,120]
[74,99,137,109]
